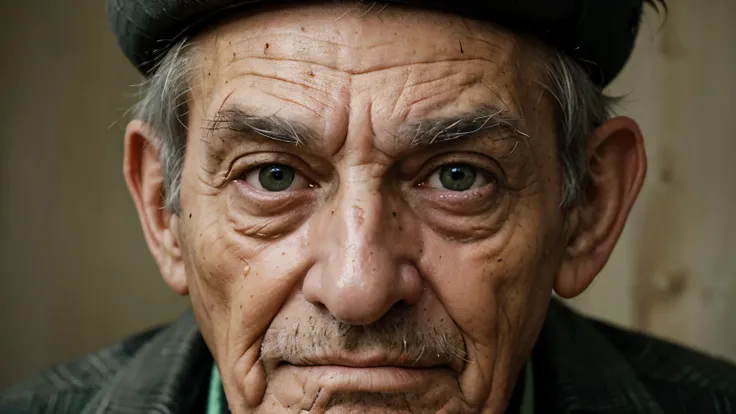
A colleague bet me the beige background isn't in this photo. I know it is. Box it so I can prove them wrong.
[1,0,734,389]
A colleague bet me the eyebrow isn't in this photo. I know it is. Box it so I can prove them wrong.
[205,106,317,146]
[204,104,527,149]
[397,105,529,148]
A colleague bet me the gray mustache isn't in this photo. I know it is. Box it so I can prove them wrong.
[259,309,467,367]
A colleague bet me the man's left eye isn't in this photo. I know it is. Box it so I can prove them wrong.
[245,163,308,192]
[427,163,490,191]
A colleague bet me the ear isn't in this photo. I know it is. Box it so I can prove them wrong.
[554,116,647,298]
[123,120,188,295]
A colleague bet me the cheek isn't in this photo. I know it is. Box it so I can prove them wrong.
[178,178,316,351]
[179,207,248,352]
[422,237,517,348]
[420,207,560,401]
[179,197,282,339]
[180,197,314,408]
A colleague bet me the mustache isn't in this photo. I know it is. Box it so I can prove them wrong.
[259,307,468,369]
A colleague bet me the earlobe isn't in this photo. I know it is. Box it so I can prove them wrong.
[123,120,189,296]
[554,116,647,298]
[162,213,188,295]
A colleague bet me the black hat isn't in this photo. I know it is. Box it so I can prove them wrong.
[107,0,650,86]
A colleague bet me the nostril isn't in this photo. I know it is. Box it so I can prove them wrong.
[307,300,328,313]
[391,300,414,315]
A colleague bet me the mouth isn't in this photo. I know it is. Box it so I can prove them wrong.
[270,347,464,373]
[275,363,457,396]
[267,352,459,392]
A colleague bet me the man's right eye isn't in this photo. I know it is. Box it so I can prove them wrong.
[245,163,302,192]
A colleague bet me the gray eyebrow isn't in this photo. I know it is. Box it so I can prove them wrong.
[205,104,527,150]
[398,105,529,147]
[204,106,316,146]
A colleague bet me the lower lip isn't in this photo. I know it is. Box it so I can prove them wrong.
[277,364,454,392]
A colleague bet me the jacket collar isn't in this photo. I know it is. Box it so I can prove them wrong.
[535,300,663,414]
[84,310,211,414]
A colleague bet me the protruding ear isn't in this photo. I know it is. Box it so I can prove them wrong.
[554,116,647,298]
[123,120,188,295]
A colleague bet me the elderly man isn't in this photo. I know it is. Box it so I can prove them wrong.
[3,0,736,413]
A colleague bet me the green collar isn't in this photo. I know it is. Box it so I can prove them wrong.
[207,361,534,414]
[206,364,224,414]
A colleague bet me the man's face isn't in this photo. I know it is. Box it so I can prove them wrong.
[175,3,567,412]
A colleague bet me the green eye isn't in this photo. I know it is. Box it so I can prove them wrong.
[429,163,486,191]
[257,164,295,192]
[439,164,476,191]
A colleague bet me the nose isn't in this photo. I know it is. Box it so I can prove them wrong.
[302,176,422,325]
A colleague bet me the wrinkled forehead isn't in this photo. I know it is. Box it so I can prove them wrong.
[196,3,525,64]
[186,2,547,131]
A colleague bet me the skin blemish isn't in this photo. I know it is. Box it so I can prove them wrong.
[308,71,315,77]
[392,211,397,218]
[264,42,270,53]
[244,264,251,277]
[189,213,192,218]
[301,26,306,32]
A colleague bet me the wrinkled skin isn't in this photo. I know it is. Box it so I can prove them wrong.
[123,3,646,413]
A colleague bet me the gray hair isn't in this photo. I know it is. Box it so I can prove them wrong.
[542,49,618,208]
[131,39,196,213]
[131,37,614,214]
